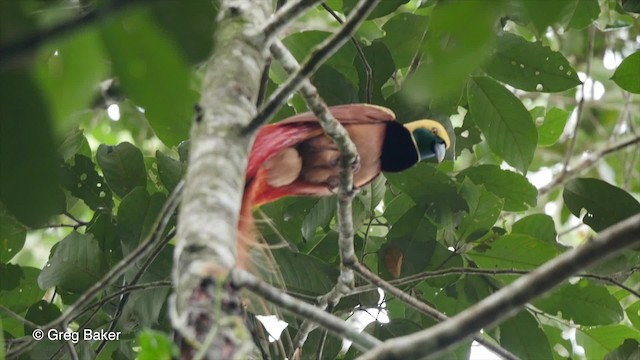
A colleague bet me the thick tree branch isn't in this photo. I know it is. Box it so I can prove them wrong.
[244,0,381,134]
[170,1,270,358]
[356,213,640,360]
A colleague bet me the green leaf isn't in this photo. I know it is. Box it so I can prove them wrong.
[469,233,560,270]
[282,31,357,85]
[383,206,437,277]
[605,339,640,360]
[611,51,640,94]
[148,0,216,65]
[35,28,107,130]
[302,197,336,241]
[386,164,466,216]
[468,76,538,172]
[512,214,557,243]
[458,165,537,211]
[534,281,624,326]
[312,66,359,105]
[457,179,504,241]
[24,300,61,333]
[38,232,108,292]
[381,13,429,69]
[86,212,122,268]
[117,188,166,250]
[156,151,185,192]
[538,107,571,147]
[543,325,574,360]
[137,330,177,360]
[485,33,582,93]
[355,41,395,104]
[121,287,170,329]
[404,0,499,102]
[100,8,195,146]
[57,128,92,162]
[622,0,640,13]
[454,111,482,157]
[60,155,114,211]
[576,325,640,360]
[96,142,147,198]
[0,69,61,226]
[566,0,600,29]
[500,311,553,359]
[563,178,640,232]
[270,250,339,297]
[0,265,45,316]
[0,208,26,263]
[520,0,578,34]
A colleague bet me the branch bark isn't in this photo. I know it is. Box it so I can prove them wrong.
[356,213,640,360]
[170,1,270,358]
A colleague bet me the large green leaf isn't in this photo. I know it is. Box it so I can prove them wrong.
[24,300,61,333]
[381,13,429,69]
[312,65,359,105]
[469,233,560,270]
[457,179,504,241]
[38,232,108,292]
[97,142,147,198]
[0,265,45,316]
[611,51,640,94]
[100,8,194,146]
[0,69,62,226]
[605,339,640,360]
[61,154,114,211]
[485,33,581,93]
[404,0,499,102]
[576,325,640,360]
[534,281,624,326]
[458,165,537,211]
[36,28,107,131]
[499,311,553,359]
[519,0,578,34]
[468,76,537,172]
[563,178,640,232]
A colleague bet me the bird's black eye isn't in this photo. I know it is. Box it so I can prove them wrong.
[431,127,438,136]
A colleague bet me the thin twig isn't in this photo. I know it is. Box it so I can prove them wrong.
[539,134,640,195]
[320,2,373,103]
[244,0,381,135]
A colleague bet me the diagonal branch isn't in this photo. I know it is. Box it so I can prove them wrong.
[262,0,325,40]
[243,0,381,135]
[356,213,640,360]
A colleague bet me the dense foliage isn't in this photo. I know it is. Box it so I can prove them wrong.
[1,0,639,359]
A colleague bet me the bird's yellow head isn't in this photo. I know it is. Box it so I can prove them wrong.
[403,120,451,163]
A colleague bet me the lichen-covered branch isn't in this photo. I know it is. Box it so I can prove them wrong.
[171,0,270,358]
